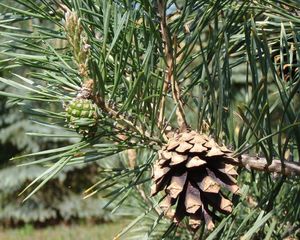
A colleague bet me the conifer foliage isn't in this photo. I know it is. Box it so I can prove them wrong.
[1,0,300,239]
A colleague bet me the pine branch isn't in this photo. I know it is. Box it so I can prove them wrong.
[58,6,159,145]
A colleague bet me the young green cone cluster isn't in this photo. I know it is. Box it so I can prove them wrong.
[65,98,98,135]
[151,131,239,230]
[65,80,99,136]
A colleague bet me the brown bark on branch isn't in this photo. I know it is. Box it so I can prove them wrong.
[231,155,300,176]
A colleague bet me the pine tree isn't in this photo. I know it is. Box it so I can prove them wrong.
[1,0,300,239]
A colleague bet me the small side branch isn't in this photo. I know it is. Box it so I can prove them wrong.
[94,94,161,145]
[233,155,300,176]
[157,0,188,131]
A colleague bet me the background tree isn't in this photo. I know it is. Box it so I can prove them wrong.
[1,0,300,239]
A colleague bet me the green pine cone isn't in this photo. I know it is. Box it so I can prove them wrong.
[65,98,98,135]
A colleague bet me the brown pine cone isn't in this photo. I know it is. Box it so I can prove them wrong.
[151,131,239,230]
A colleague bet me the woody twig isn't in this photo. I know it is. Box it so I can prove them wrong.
[235,155,300,176]
[157,0,188,132]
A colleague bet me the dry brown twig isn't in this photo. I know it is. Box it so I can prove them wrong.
[157,0,188,132]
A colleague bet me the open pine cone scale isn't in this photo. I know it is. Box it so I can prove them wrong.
[151,131,239,230]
